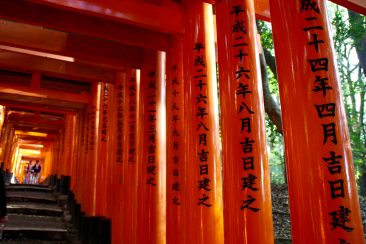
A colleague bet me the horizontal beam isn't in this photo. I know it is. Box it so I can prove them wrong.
[16,134,58,140]
[331,0,366,16]
[30,0,185,34]
[8,113,64,128]
[254,0,270,21]
[253,0,365,21]
[1,102,76,115]
[0,0,170,51]
[0,49,115,83]
[0,92,86,113]
[0,20,144,70]
[0,80,90,105]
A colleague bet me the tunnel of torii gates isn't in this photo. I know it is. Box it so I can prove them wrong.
[0,0,365,243]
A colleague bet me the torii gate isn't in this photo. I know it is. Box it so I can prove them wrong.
[0,0,365,243]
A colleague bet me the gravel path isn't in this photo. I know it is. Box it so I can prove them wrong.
[271,184,366,241]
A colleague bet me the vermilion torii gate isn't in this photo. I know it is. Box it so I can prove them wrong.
[0,0,365,243]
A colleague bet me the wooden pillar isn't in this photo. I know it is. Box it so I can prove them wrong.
[269,0,364,243]
[81,82,100,215]
[62,115,75,176]
[183,2,224,243]
[80,108,90,212]
[71,114,80,192]
[137,50,166,244]
[110,72,127,243]
[96,82,114,217]
[74,110,87,203]
[166,35,186,244]
[216,0,274,243]
[120,70,139,244]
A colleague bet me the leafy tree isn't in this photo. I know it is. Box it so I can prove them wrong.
[330,5,366,194]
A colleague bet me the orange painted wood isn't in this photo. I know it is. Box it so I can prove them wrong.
[270,0,364,243]
[64,115,75,177]
[0,103,76,115]
[109,72,126,243]
[111,70,139,244]
[121,70,139,244]
[87,82,100,216]
[0,20,143,70]
[7,114,64,131]
[0,0,170,51]
[254,0,270,21]
[0,49,115,83]
[240,0,364,22]
[332,0,366,15]
[77,84,100,215]
[166,35,186,244]
[0,82,90,106]
[29,0,184,34]
[183,2,224,243]
[70,114,79,192]
[74,110,88,205]
[137,50,166,244]
[216,0,274,242]
[95,82,111,216]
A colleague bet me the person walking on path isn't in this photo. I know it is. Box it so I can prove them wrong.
[24,161,32,184]
[32,161,41,184]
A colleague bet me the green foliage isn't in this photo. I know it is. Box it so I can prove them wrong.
[329,3,366,177]
[257,21,274,53]
[258,20,285,184]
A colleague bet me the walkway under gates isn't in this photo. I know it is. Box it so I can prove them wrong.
[0,0,365,243]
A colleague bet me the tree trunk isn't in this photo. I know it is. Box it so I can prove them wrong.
[259,50,283,134]
[348,10,366,77]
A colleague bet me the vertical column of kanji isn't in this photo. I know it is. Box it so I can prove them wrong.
[103,81,115,219]
[183,2,224,243]
[110,72,127,244]
[137,50,166,244]
[95,82,112,216]
[59,129,66,175]
[63,115,74,176]
[216,0,274,243]
[269,0,364,243]
[122,69,139,244]
[64,116,71,176]
[166,35,186,244]
[80,107,91,212]
[76,110,87,205]
[55,136,62,176]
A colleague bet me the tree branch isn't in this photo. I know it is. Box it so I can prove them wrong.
[259,50,283,134]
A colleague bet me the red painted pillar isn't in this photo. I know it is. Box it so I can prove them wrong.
[183,2,224,243]
[74,110,87,203]
[216,0,274,243]
[166,35,186,244]
[137,50,166,244]
[96,82,114,217]
[269,0,364,243]
[122,70,139,244]
[110,72,127,243]
[82,82,100,215]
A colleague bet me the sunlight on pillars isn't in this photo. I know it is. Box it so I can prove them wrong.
[92,82,102,215]
[157,51,167,244]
